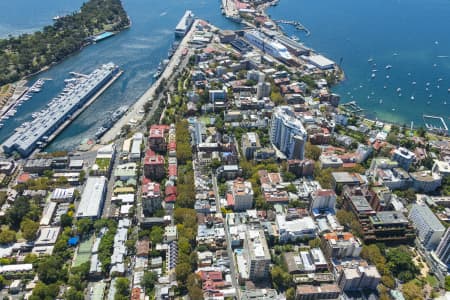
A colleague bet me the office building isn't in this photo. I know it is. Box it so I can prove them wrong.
[270,106,307,160]
[392,147,416,170]
[295,284,340,300]
[366,211,415,245]
[142,178,162,214]
[230,179,254,211]
[76,176,107,219]
[409,204,445,249]
[435,228,450,264]
[276,215,317,243]
[148,125,169,153]
[310,189,337,213]
[337,265,380,291]
[256,82,271,99]
[143,150,165,180]
[241,132,261,160]
[322,232,362,259]
[244,229,271,281]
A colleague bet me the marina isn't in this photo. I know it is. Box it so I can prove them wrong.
[1,63,122,157]
[274,19,311,36]
[0,79,46,122]
[423,115,449,136]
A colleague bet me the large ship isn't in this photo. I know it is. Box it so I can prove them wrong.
[244,30,292,61]
[94,105,129,140]
[175,10,195,38]
[2,63,122,157]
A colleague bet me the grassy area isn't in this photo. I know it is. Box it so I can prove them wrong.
[95,158,111,171]
[426,274,439,288]
[0,84,10,94]
[72,235,94,267]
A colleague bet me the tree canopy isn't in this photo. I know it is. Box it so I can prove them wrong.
[0,0,130,85]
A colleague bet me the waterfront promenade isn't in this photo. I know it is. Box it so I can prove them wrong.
[100,19,199,143]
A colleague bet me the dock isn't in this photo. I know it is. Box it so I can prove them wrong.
[69,72,89,78]
[37,70,124,155]
[274,19,311,36]
[423,114,449,135]
[341,101,365,114]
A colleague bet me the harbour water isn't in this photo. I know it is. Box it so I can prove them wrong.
[1,0,450,152]
[268,0,450,126]
[0,0,240,151]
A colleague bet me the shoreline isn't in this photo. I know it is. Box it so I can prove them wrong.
[38,70,124,156]
[259,0,448,135]
[99,19,200,143]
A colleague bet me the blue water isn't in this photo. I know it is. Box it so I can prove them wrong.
[0,0,240,151]
[268,0,450,126]
[1,0,450,152]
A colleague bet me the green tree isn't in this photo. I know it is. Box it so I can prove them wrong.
[445,276,450,291]
[6,196,30,229]
[60,214,73,228]
[0,275,4,289]
[0,229,16,244]
[65,288,84,300]
[24,253,39,264]
[30,282,59,300]
[115,277,130,299]
[305,142,322,160]
[285,184,297,193]
[76,218,93,238]
[308,237,322,248]
[150,226,164,245]
[270,265,292,291]
[286,287,295,300]
[36,256,66,284]
[386,247,419,282]
[142,271,158,293]
[20,218,39,241]
[402,281,424,300]
[187,273,204,300]
[176,262,192,285]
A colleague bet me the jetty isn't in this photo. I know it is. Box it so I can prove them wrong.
[423,115,449,135]
[274,19,311,36]
[341,101,365,114]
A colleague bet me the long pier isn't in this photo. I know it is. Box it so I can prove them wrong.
[341,101,365,113]
[274,19,311,36]
[33,70,124,155]
[423,114,448,135]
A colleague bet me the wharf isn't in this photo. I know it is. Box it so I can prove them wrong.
[341,101,365,114]
[423,115,448,135]
[274,19,311,36]
[100,20,200,143]
[35,70,123,156]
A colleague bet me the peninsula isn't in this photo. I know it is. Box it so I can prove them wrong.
[0,0,130,85]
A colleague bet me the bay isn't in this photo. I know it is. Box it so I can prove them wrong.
[268,0,450,126]
[0,0,239,151]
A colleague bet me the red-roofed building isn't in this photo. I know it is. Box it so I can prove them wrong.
[288,159,315,177]
[131,287,141,300]
[165,185,177,203]
[148,125,169,152]
[226,193,234,207]
[17,172,31,184]
[310,189,337,213]
[142,177,161,213]
[168,164,177,179]
[144,150,165,180]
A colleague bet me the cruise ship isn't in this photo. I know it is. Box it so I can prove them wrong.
[2,63,121,157]
[244,30,292,61]
[175,10,195,38]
